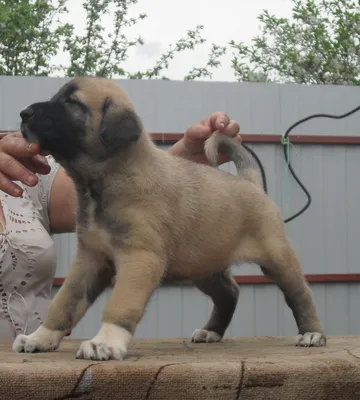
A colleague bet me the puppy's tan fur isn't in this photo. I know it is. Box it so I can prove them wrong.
[13,77,326,361]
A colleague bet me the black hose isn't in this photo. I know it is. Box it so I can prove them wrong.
[245,105,360,224]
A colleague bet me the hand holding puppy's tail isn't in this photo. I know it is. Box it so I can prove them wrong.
[204,132,264,190]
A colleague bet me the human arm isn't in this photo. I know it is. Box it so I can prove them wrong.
[48,167,77,234]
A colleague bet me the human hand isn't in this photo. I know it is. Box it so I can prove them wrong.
[168,111,241,164]
[0,132,51,197]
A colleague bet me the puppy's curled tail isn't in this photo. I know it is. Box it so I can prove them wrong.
[204,132,264,191]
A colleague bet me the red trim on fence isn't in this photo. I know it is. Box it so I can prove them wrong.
[2,130,360,145]
[52,274,360,287]
[233,274,360,284]
[53,278,64,287]
[151,133,360,145]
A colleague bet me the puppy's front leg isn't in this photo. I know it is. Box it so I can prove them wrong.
[76,249,165,361]
[13,243,112,354]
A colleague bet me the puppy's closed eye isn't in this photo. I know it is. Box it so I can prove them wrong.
[65,97,88,112]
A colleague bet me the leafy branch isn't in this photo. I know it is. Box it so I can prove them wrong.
[229,0,360,84]
[127,25,207,79]
[184,44,227,81]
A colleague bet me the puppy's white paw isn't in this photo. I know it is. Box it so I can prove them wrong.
[75,322,132,361]
[76,340,126,361]
[296,332,327,347]
[191,328,222,343]
[12,327,63,353]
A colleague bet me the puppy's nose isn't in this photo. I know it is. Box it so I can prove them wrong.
[20,107,35,121]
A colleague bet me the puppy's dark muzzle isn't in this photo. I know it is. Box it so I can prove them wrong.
[20,107,35,122]
[19,107,36,140]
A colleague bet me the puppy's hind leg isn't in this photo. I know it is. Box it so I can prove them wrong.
[258,231,326,347]
[13,243,113,354]
[191,269,239,343]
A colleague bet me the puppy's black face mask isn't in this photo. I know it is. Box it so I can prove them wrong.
[19,81,87,161]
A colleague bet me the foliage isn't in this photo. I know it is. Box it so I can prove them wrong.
[229,0,360,84]
[63,0,148,77]
[0,0,226,80]
[0,0,71,75]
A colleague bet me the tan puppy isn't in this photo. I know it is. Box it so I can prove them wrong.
[13,76,326,361]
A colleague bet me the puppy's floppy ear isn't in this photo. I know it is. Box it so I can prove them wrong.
[99,97,142,148]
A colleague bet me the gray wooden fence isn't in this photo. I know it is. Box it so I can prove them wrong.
[1,76,360,340]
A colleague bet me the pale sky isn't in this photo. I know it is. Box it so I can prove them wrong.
[53,0,294,82]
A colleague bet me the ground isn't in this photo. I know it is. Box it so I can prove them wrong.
[2,336,360,399]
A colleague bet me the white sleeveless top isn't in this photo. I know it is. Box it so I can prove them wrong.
[0,156,60,339]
